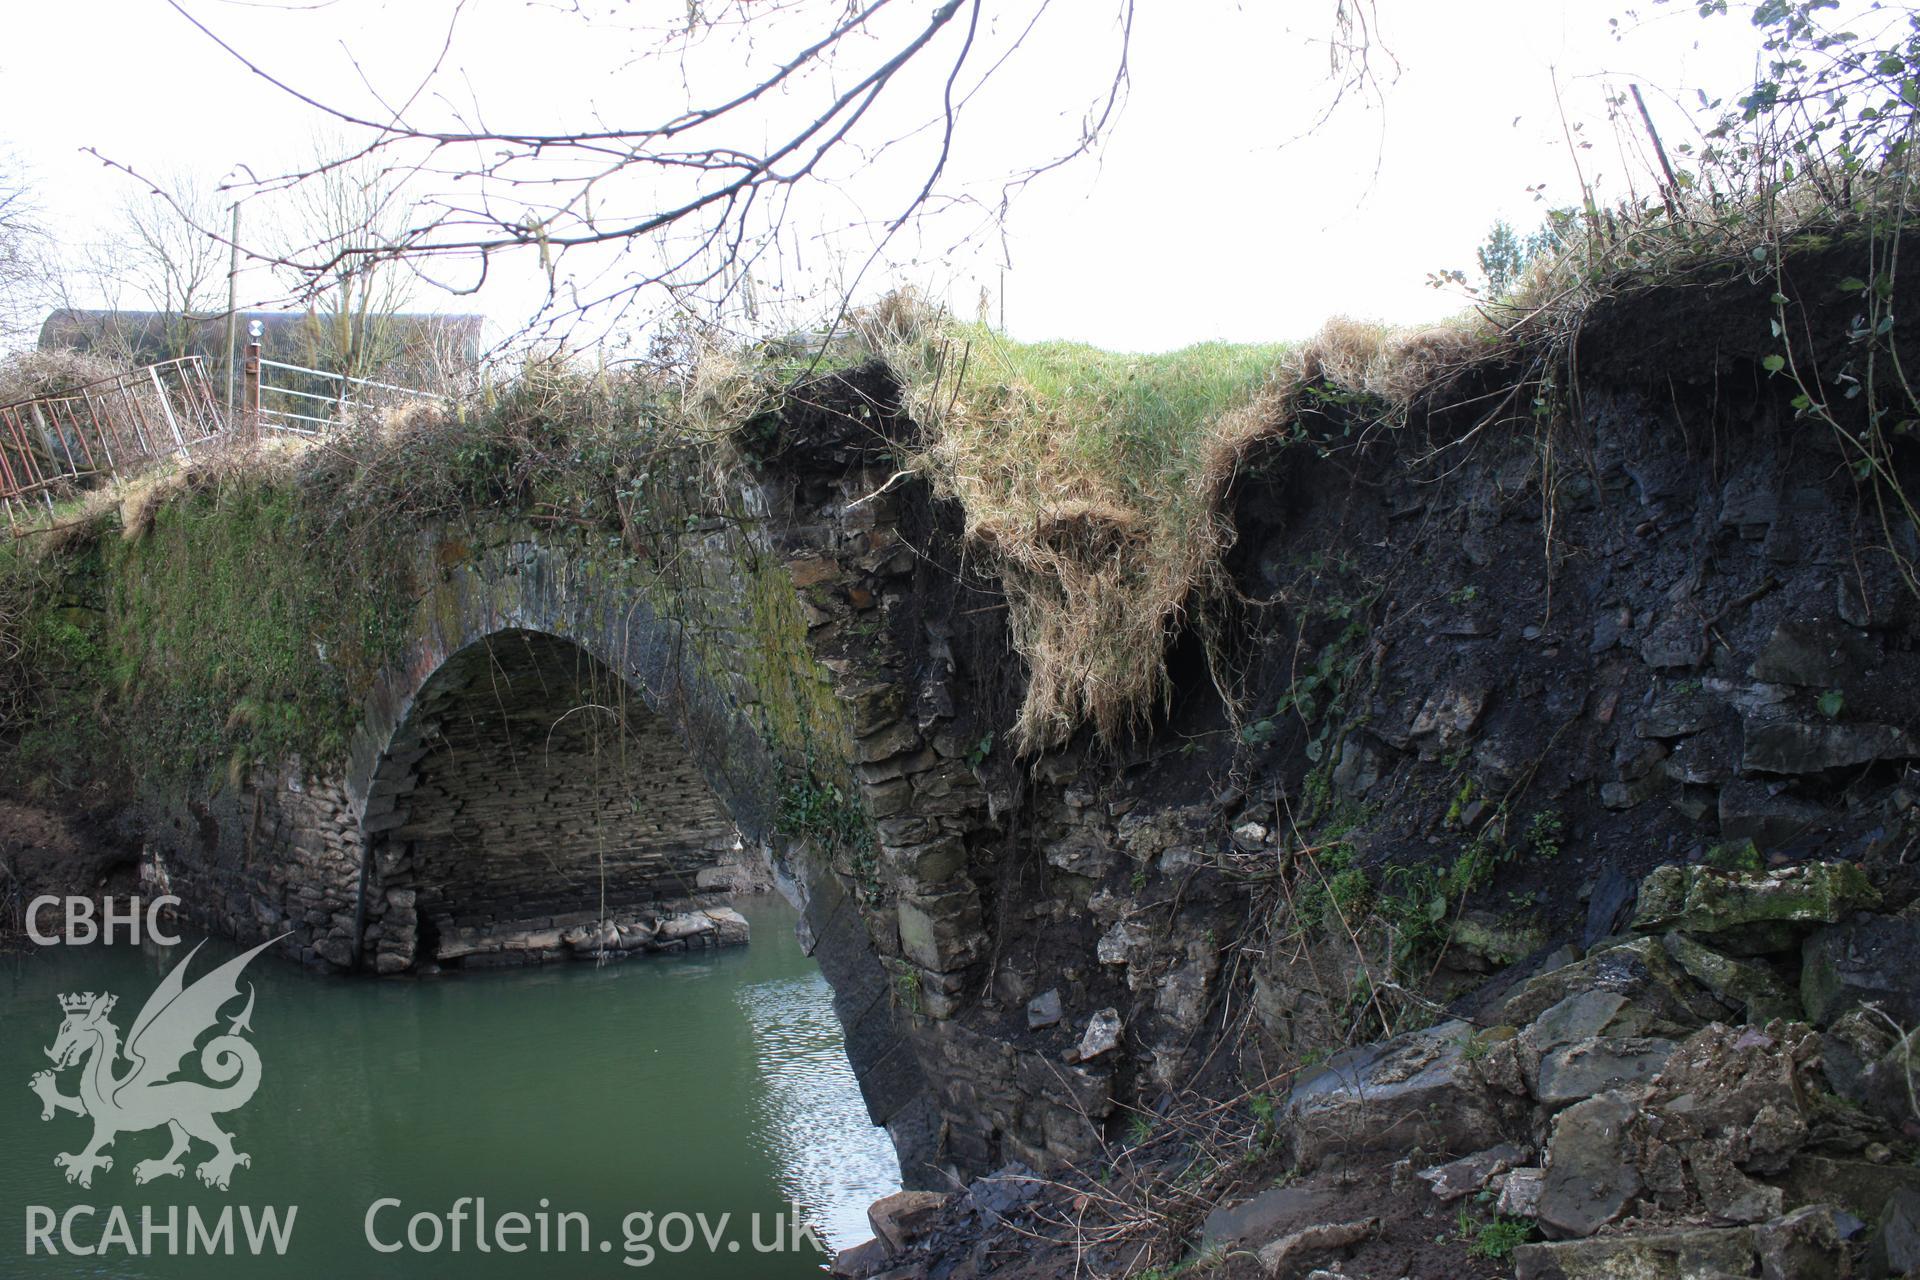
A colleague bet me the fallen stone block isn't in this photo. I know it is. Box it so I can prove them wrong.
[1661,931,1802,1024]
[654,912,715,942]
[1199,1186,1343,1252]
[1632,862,1879,954]
[1522,990,1659,1056]
[1687,1143,1783,1224]
[1073,1008,1123,1061]
[1408,684,1487,750]
[1254,1217,1378,1278]
[1537,1090,1643,1239]
[1818,1008,1918,1127]
[1497,1167,1545,1218]
[564,920,619,952]
[1645,1024,1819,1177]
[1417,1142,1528,1202]
[1513,1227,1755,1280]
[866,1190,949,1254]
[1153,939,1219,1032]
[1747,619,1876,689]
[1741,717,1917,776]
[434,926,497,961]
[894,887,985,973]
[830,1236,893,1278]
[701,906,750,946]
[1779,1154,1920,1224]
[1096,917,1151,967]
[1751,1203,1855,1280]
[1536,1036,1678,1108]
[1287,1019,1525,1170]
[966,1163,1041,1221]
[1867,1186,1920,1280]
[1451,911,1550,969]
[1026,988,1062,1030]
[1504,936,1728,1031]
[1717,779,1834,850]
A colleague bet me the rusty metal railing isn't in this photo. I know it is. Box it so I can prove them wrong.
[0,357,225,526]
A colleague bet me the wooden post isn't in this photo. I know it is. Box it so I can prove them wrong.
[243,326,262,440]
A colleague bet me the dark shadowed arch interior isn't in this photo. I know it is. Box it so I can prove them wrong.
[350,614,938,1188]
[358,629,756,973]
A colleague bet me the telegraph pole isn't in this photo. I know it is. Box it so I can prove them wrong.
[224,201,241,421]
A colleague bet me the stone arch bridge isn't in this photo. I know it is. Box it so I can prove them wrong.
[133,381,1109,1186]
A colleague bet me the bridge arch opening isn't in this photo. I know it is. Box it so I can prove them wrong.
[356,629,760,974]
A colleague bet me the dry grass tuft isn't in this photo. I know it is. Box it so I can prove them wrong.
[850,297,1271,750]
[817,292,1515,752]
[117,466,198,543]
[678,344,780,442]
[1285,313,1504,410]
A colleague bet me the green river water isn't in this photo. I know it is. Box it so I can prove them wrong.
[0,894,899,1278]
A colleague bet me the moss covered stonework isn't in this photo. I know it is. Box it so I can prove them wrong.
[4,373,1052,1188]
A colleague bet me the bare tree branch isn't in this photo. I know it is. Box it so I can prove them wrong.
[108,1,1388,340]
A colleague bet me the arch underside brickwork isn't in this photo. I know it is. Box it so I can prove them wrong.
[357,629,752,973]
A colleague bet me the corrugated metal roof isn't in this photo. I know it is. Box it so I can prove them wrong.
[38,309,487,366]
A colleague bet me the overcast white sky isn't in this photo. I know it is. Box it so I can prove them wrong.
[0,0,1782,354]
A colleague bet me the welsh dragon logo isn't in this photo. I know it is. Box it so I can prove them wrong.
[28,935,285,1191]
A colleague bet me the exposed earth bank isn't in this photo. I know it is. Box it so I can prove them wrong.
[823,255,1920,1277]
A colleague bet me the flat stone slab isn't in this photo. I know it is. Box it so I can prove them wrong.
[1199,1185,1343,1251]
[1514,1227,1755,1280]
[1741,715,1918,775]
[1504,937,1727,1031]
[1417,1142,1528,1201]
[1287,1019,1522,1169]
[866,1189,948,1253]
[1255,1217,1377,1277]
[1522,991,1656,1056]
[1538,1090,1642,1239]
[1536,1036,1678,1108]
[1632,862,1879,939]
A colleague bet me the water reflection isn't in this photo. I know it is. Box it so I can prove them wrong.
[739,972,901,1244]
[0,893,898,1278]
